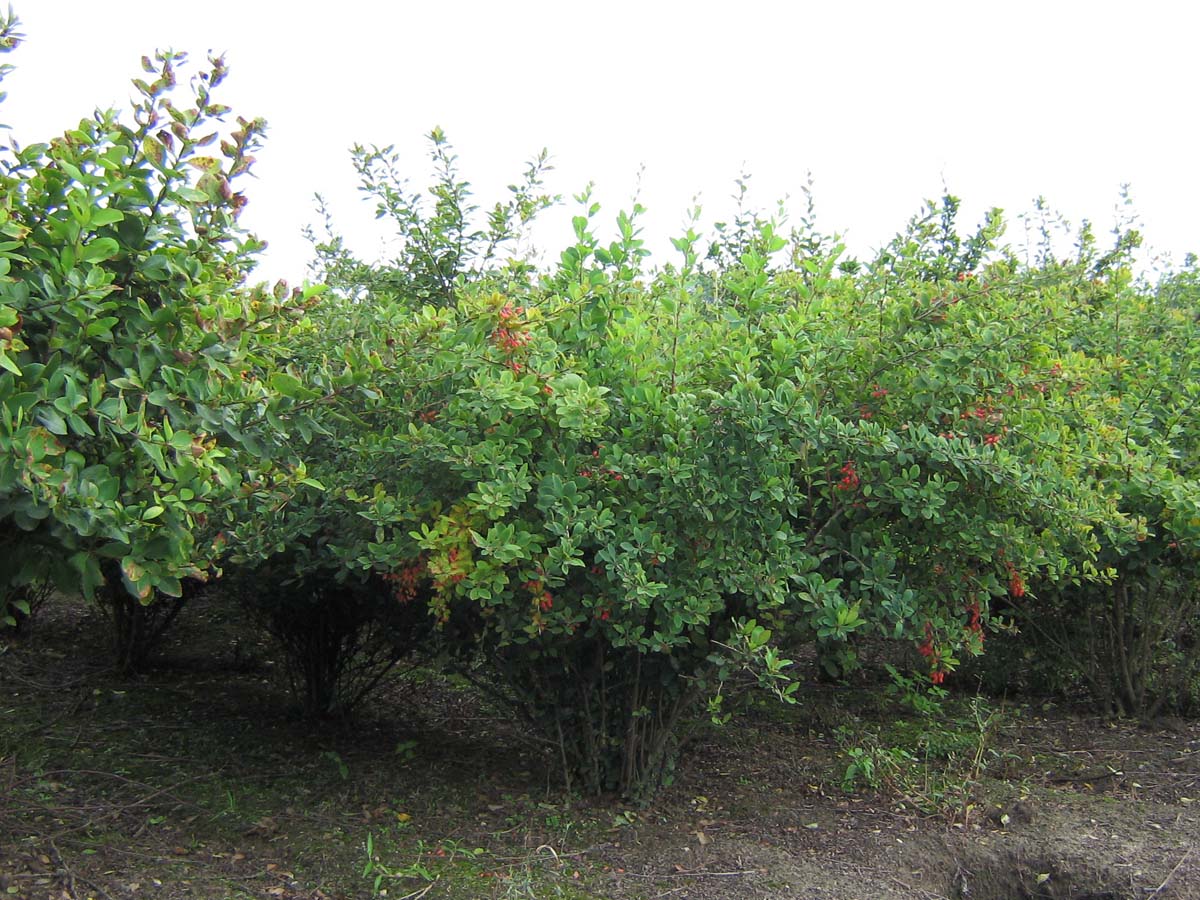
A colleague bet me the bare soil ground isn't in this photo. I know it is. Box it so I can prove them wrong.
[2,597,1198,900]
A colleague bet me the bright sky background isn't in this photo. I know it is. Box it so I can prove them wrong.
[4,1,1197,282]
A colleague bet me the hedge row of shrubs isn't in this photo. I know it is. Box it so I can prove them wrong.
[1,23,1196,798]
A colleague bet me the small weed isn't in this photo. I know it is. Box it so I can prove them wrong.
[611,809,638,828]
[840,739,916,792]
[395,738,419,762]
[836,694,1010,822]
[323,750,350,781]
[362,832,436,895]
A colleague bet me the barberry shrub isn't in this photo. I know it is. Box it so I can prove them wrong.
[216,131,561,716]
[986,228,1200,716]
[307,172,1127,797]
[0,24,321,663]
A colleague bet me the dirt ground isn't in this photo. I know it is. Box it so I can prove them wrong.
[2,597,1198,900]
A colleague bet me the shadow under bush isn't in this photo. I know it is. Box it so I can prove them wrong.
[93,561,208,673]
[966,569,1200,718]
[229,555,432,719]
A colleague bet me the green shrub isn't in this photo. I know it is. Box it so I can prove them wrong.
[294,170,1136,798]
[0,24,321,653]
[986,232,1200,717]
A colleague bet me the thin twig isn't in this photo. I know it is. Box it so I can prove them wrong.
[394,881,437,900]
[621,868,760,879]
[1146,847,1193,896]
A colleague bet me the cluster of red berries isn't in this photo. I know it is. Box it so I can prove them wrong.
[579,468,622,481]
[580,448,622,481]
[965,597,984,645]
[523,579,554,611]
[384,558,427,603]
[939,404,1008,446]
[493,306,530,356]
[493,328,529,352]
[960,404,1002,423]
[858,384,889,420]
[918,621,935,658]
[1006,562,1025,598]
[917,622,946,684]
[835,460,860,492]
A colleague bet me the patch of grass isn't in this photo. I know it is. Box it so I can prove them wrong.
[360,828,610,899]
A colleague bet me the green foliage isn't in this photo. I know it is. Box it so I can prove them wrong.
[6,5,1198,799]
[996,233,1200,716]
[292,166,1159,797]
[0,33,320,631]
[307,128,556,306]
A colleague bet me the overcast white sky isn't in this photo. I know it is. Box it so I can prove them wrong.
[4,1,1196,281]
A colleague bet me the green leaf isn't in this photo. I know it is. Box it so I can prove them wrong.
[142,136,166,168]
[38,407,68,435]
[268,372,305,398]
[85,317,120,338]
[90,208,126,227]
[81,238,120,263]
[175,186,209,204]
